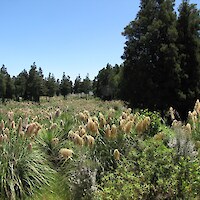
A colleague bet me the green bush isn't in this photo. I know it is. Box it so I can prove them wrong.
[97,139,200,200]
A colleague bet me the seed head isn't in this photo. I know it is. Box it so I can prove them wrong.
[51,137,59,145]
[87,135,95,147]
[78,112,86,121]
[143,117,151,130]
[111,124,117,138]
[60,120,64,127]
[194,99,200,114]
[114,149,120,160]
[126,108,132,114]
[105,124,111,138]
[50,123,57,130]
[8,111,14,121]
[124,121,133,134]
[11,121,16,129]
[4,128,10,135]
[74,134,84,146]
[185,123,192,134]
[55,109,61,118]
[79,127,86,137]
[59,148,73,159]
[121,112,127,119]
[26,123,36,136]
[3,134,8,142]
[119,119,126,130]
[17,118,23,133]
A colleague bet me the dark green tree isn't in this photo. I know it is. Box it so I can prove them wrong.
[82,74,92,94]
[38,67,47,97]
[60,73,72,99]
[27,62,43,102]
[55,79,60,96]
[73,75,82,94]
[0,73,6,103]
[5,74,15,99]
[94,64,122,100]
[94,64,113,100]
[177,0,200,117]
[122,0,181,113]
[14,69,28,100]
[45,73,56,99]
[0,65,15,101]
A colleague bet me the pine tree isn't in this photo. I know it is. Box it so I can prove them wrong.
[60,73,72,99]
[74,75,82,94]
[82,74,92,94]
[14,69,28,100]
[45,73,56,99]
[0,73,6,103]
[177,0,200,117]
[27,62,42,102]
[122,0,181,113]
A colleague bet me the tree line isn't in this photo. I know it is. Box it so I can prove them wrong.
[95,0,200,119]
[0,62,92,103]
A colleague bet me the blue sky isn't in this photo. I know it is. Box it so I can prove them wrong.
[0,0,199,81]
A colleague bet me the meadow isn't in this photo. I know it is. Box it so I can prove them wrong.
[0,96,199,200]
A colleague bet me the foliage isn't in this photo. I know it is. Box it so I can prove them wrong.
[176,0,200,118]
[60,73,72,98]
[97,139,200,200]
[0,94,199,200]
[0,120,54,199]
[45,73,57,98]
[93,63,122,100]
[122,0,180,110]
[73,74,93,95]
[26,63,43,102]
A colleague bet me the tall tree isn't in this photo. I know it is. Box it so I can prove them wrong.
[45,73,56,99]
[73,75,82,94]
[177,0,200,117]
[0,65,15,101]
[27,62,42,102]
[0,73,6,103]
[60,73,72,99]
[5,74,15,99]
[122,0,181,113]
[82,74,92,94]
[94,64,122,100]
[14,69,28,100]
[55,79,60,96]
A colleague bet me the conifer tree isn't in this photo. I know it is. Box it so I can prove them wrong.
[122,0,181,112]
[45,73,56,99]
[177,0,200,117]
[60,73,72,99]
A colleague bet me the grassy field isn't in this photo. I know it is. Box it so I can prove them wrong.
[0,96,199,200]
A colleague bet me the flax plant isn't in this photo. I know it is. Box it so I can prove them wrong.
[0,119,54,200]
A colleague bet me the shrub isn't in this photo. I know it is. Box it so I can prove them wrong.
[0,123,54,200]
[97,139,200,200]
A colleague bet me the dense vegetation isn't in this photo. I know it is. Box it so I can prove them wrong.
[1,0,199,120]
[0,63,93,103]
[0,1,199,198]
[0,96,199,199]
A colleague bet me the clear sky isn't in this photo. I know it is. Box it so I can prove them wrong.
[0,0,199,81]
